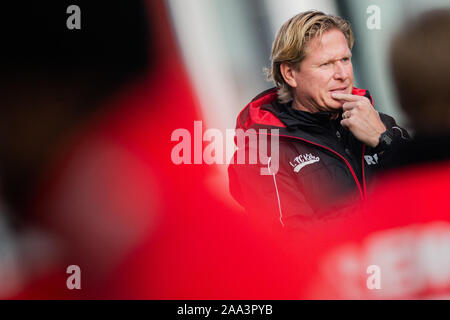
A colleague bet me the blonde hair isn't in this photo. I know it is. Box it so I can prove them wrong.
[266,11,354,104]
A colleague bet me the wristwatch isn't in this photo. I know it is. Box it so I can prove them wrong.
[377,129,395,150]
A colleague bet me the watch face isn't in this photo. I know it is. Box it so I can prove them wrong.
[382,131,393,146]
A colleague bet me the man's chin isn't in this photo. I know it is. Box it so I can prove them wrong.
[325,101,344,112]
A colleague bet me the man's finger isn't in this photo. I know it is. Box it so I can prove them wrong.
[340,118,351,128]
[343,102,357,111]
[331,92,361,102]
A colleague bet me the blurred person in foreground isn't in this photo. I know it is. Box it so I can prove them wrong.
[0,1,306,299]
[228,11,409,233]
[0,0,151,298]
[293,9,450,299]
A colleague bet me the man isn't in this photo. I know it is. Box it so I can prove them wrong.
[228,11,409,231]
[294,9,450,299]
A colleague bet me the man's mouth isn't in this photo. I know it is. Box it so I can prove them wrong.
[330,86,348,94]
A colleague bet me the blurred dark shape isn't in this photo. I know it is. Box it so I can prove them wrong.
[391,9,450,135]
[380,8,450,170]
[1,1,149,78]
[0,1,150,223]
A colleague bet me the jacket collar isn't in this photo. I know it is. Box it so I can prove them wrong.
[236,86,372,135]
[274,102,342,131]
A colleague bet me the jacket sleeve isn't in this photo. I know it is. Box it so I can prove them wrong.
[364,89,410,154]
[372,113,411,162]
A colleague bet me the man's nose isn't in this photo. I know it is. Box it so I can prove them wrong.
[333,61,348,80]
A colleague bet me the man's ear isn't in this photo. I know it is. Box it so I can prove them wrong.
[280,62,298,88]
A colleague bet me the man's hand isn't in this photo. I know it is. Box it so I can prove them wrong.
[332,93,386,148]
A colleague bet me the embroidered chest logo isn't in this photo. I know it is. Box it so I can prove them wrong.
[364,153,379,165]
[289,153,320,173]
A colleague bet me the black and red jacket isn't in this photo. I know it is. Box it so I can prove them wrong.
[228,87,409,231]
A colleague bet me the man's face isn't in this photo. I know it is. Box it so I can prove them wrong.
[290,28,354,113]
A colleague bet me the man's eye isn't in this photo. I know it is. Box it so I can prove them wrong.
[342,57,350,62]
[321,62,329,67]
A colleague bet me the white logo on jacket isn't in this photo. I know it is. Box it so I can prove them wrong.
[289,153,320,173]
[364,153,379,165]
